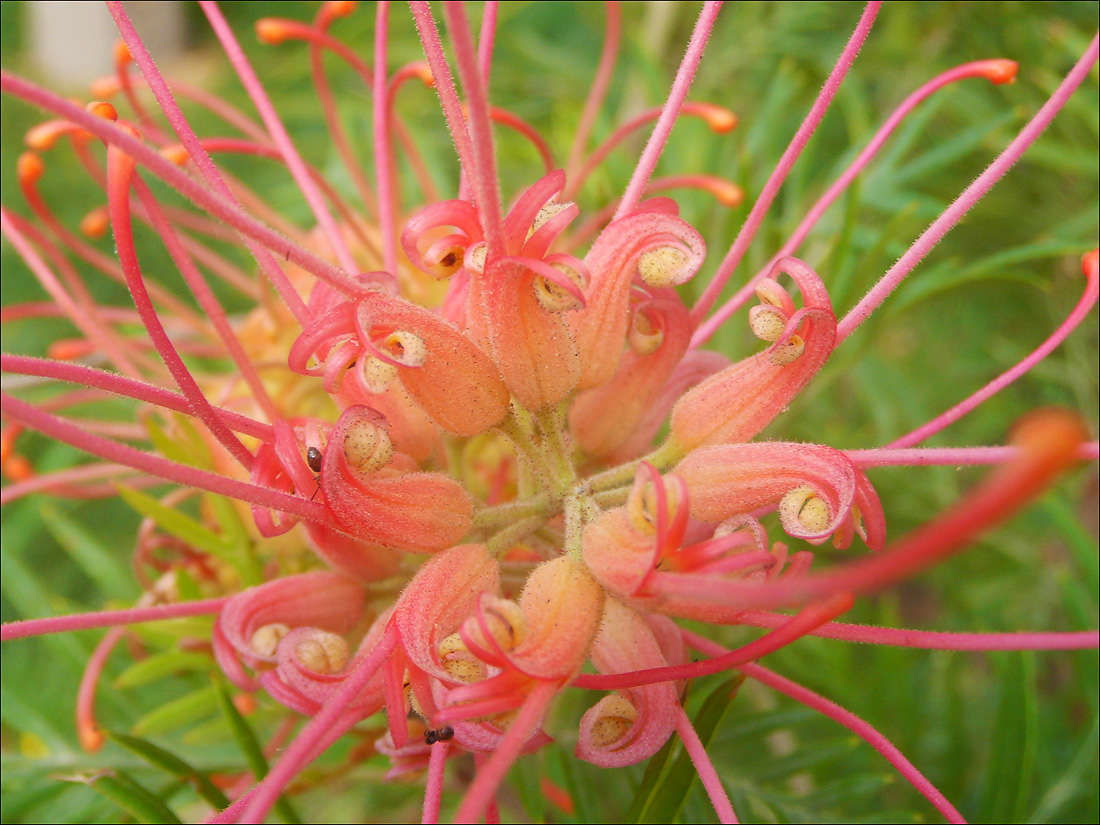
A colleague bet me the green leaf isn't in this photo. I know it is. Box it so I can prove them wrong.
[637,676,745,824]
[132,687,219,737]
[76,770,183,824]
[105,730,230,809]
[115,484,234,558]
[40,504,136,599]
[115,651,216,690]
[1042,493,1100,603]
[213,678,301,824]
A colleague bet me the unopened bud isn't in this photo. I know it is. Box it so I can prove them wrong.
[587,694,638,748]
[341,413,394,475]
[250,622,290,657]
[779,486,832,535]
[768,334,805,366]
[637,246,690,288]
[294,630,349,673]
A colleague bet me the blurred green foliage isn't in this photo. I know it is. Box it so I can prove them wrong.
[2,2,1097,823]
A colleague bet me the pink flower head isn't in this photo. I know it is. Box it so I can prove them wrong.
[1,4,1096,825]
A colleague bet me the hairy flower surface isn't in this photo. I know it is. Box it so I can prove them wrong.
[1,3,1098,824]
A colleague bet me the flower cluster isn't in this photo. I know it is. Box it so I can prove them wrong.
[1,3,1097,823]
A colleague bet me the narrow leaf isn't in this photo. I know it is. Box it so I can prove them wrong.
[105,730,229,809]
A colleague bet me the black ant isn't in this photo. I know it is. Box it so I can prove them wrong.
[424,726,454,745]
[306,446,323,501]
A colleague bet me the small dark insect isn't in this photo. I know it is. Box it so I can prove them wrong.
[424,725,454,745]
[285,249,290,261]
[306,446,323,500]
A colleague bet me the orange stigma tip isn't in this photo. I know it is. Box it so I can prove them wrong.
[982,59,1019,85]
[413,62,435,87]
[232,692,258,715]
[160,145,189,166]
[48,338,95,361]
[255,18,292,45]
[16,152,44,184]
[89,76,121,99]
[79,206,111,239]
[713,180,744,207]
[699,104,738,133]
[1082,248,1098,276]
[86,101,118,121]
[24,121,69,150]
[78,725,105,754]
[1009,408,1087,461]
[113,39,132,66]
[324,0,357,19]
[3,454,35,482]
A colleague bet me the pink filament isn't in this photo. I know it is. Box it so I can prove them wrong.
[836,34,1100,343]
[76,626,125,752]
[688,630,966,823]
[566,1,622,182]
[238,631,398,823]
[886,255,1099,448]
[421,741,449,825]
[454,681,557,824]
[442,2,507,258]
[107,146,255,469]
[198,1,358,276]
[0,207,144,378]
[409,2,475,193]
[736,613,1099,650]
[374,1,398,275]
[0,463,141,506]
[846,443,1099,468]
[1,597,227,642]
[0,393,322,521]
[614,1,722,220]
[692,58,1022,348]
[676,706,738,823]
[1,71,364,307]
[1,354,273,441]
[691,1,881,324]
[573,593,851,689]
[105,2,313,326]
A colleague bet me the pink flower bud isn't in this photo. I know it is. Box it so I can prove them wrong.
[570,290,693,456]
[670,257,835,451]
[674,442,885,549]
[574,204,705,390]
[321,406,473,553]
[576,599,679,767]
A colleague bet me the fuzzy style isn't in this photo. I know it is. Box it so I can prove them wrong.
[1,3,1098,824]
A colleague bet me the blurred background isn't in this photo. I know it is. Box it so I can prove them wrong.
[2,2,1097,822]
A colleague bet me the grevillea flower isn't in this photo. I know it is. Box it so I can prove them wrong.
[1,3,1098,824]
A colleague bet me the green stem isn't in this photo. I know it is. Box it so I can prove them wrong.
[584,438,684,492]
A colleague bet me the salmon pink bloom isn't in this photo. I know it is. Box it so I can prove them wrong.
[1,3,1098,824]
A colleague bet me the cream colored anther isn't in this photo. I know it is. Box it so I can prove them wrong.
[381,330,428,368]
[294,630,349,674]
[342,416,394,474]
[589,694,638,748]
[526,200,573,241]
[465,242,487,274]
[779,485,832,535]
[533,262,585,312]
[749,305,787,343]
[768,334,805,366]
[628,309,664,355]
[637,246,690,288]
[250,622,291,657]
[361,356,399,393]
